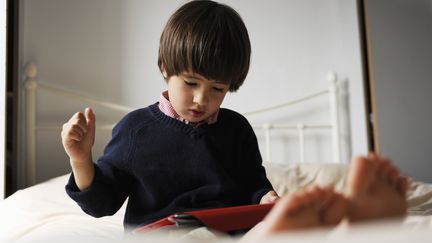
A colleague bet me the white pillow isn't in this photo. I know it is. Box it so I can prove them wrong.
[263,163,348,196]
[264,162,432,216]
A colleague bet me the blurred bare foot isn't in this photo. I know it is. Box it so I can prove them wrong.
[241,186,346,242]
[345,153,408,222]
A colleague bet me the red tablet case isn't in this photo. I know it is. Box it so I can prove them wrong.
[133,203,275,233]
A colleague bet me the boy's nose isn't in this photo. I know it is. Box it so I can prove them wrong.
[193,90,208,106]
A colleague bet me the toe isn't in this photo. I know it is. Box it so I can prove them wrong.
[347,156,375,197]
[397,176,409,197]
[320,193,347,225]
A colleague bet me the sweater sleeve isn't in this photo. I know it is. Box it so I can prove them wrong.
[65,115,135,217]
[240,120,274,204]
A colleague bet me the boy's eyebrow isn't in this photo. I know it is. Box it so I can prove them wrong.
[183,74,228,85]
[214,81,229,85]
[183,73,203,79]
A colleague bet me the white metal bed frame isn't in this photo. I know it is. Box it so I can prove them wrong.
[22,62,345,187]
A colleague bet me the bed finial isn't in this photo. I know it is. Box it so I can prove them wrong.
[24,62,38,80]
[327,71,337,84]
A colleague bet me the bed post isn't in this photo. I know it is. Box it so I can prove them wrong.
[23,63,37,186]
[262,123,272,162]
[297,123,305,163]
[328,72,341,163]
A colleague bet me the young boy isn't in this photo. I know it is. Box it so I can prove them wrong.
[62,0,279,231]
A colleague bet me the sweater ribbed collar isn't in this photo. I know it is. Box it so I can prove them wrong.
[149,103,213,136]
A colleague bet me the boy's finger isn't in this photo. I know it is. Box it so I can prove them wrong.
[268,190,279,197]
[70,125,88,139]
[65,130,82,142]
[67,120,87,135]
[71,111,84,121]
[70,112,88,133]
[270,195,279,202]
[75,119,88,133]
[62,123,82,137]
[70,133,82,142]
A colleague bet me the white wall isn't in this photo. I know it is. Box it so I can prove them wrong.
[19,0,368,185]
[367,0,432,182]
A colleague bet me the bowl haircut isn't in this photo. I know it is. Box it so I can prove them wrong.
[158,0,251,92]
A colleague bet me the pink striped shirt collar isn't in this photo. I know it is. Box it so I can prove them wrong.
[158,91,218,126]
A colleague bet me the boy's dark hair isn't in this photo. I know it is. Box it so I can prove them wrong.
[158,0,251,92]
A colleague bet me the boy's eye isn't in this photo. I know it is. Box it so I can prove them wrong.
[184,80,197,86]
[213,87,225,93]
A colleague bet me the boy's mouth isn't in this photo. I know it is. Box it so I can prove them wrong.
[189,109,204,117]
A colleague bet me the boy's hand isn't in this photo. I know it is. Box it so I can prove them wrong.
[260,190,280,204]
[61,107,96,166]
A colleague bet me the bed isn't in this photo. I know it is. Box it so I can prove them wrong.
[3,64,432,242]
[1,163,432,243]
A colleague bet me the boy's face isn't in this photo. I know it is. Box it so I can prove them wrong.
[167,72,229,123]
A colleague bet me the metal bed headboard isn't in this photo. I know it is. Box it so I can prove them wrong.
[243,72,342,164]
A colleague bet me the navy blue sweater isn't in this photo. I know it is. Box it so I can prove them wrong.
[66,103,273,229]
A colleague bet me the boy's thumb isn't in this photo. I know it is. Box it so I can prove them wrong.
[85,107,96,128]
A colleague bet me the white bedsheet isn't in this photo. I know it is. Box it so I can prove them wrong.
[0,175,124,242]
[1,166,432,243]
